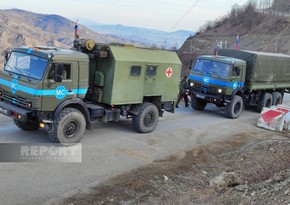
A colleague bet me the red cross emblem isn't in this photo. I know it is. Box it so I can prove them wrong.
[166,67,173,77]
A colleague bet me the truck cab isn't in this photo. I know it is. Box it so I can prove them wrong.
[0,47,89,116]
[188,55,246,118]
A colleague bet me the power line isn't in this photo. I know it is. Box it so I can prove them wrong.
[169,0,201,31]
[161,0,201,48]
[144,0,170,27]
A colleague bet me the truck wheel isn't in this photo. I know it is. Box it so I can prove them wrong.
[257,93,273,112]
[13,119,39,131]
[272,92,282,105]
[225,95,243,119]
[191,96,207,111]
[132,102,159,133]
[47,108,86,144]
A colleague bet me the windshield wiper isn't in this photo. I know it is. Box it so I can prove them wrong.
[209,70,220,77]
[23,71,32,82]
[193,69,205,75]
[6,64,24,76]
[5,64,31,81]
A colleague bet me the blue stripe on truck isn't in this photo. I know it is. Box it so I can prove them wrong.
[0,78,87,96]
[189,75,245,88]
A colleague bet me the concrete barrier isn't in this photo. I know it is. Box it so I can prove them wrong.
[257,105,290,131]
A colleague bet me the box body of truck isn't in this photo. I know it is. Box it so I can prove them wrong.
[218,49,290,91]
[86,44,181,105]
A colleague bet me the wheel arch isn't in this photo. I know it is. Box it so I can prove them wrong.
[143,96,162,109]
[129,96,163,117]
[231,88,245,101]
[54,98,91,129]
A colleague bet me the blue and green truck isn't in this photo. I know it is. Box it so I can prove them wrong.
[188,49,290,118]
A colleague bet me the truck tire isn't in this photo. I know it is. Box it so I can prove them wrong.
[257,93,273,112]
[191,96,207,111]
[272,92,282,105]
[47,108,86,144]
[13,119,39,131]
[225,95,243,119]
[132,102,159,133]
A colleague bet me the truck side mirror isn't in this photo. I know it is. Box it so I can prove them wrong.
[4,51,10,66]
[235,67,241,76]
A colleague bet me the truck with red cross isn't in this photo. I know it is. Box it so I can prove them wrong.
[0,39,181,144]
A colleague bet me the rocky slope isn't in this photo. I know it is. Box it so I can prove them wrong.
[178,2,290,75]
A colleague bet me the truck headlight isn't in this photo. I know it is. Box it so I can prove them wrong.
[217,88,222,93]
[27,102,32,108]
[190,82,194,87]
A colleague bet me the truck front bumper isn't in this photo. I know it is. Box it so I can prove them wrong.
[192,92,224,104]
[0,101,33,122]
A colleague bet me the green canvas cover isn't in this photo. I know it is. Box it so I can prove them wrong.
[218,49,290,85]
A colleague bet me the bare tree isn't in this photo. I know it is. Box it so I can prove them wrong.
[254,0,274,13]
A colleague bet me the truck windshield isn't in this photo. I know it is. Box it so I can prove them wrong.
[192,59,231,78]
[4,51,48,80]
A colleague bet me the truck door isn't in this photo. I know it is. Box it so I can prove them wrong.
[42,62,77,111]
[227,66,244,91]
[144,64,160,96]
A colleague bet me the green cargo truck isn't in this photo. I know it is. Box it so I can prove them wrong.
[188,49,290,118]
[0,39,181,144]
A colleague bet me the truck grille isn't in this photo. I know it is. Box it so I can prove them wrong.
[194,83,217,94]
[2,91,28,107]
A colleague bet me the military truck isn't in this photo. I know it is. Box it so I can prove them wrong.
[0,39,181,144]
[188,49,290,118]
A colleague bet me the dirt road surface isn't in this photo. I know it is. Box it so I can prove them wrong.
[0,95,290,205]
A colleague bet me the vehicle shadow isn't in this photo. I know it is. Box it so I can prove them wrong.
[0,125,51,143]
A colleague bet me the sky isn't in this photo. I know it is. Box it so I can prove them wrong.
[0,0,249,32]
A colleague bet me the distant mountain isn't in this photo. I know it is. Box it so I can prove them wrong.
[0,8,194,68]
[80,22,195,49]
[0,9,141,64]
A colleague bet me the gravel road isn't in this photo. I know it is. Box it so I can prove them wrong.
[0,95,290,205]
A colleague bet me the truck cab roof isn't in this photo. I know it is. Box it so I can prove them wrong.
[12,47,89,63]
[197,55,246,66]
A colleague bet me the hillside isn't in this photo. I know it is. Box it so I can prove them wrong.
[178,1,290,75]
[0,9,135,64]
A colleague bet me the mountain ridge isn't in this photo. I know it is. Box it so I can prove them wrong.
[0,8,193,65]
[0,9,140,64]
[83,22,194,49]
